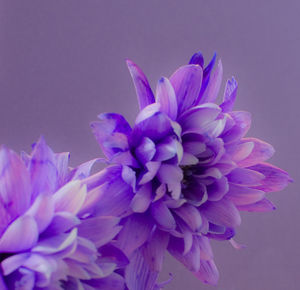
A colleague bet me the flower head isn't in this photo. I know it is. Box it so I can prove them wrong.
[0,137,126,289]
[91,52,291,288]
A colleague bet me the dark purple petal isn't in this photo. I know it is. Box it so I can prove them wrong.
[170,64,203,115]
[156,77,178,120]
[206,224,235,241]
[249,162,292,193]
[116,214,154,256]
[189,51,204,67]
[84,272,125,289]
[0,147,31,235]
[200,199,241,228]
[0,215,38,252]
[237,198,276,212]
[220,77,238,112]
[126,59,155,110]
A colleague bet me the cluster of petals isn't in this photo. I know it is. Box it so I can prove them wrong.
[0,137,126,289]
[90,52,292,289]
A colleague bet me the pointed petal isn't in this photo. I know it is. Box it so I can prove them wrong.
[220,77,238,112]
[1,253,31,275]
[249,162,291,193]
[237,198,276,212]
[201,59,223,104]
[131,183,153,213]
[207,176,229,201]
[139,161,161,185]
[26,194,55,233]
[170,64,203,115]
[91,113,131,158]
[54,152,70,187]
[227,168,265,186]
[194,259,219,285]
[226,183,265,206]
[151,201,176,230]
[85,273,125,289]
[0,215,38,252]
[126,59,155,109]
[156,77,178,120]
[53,180,87,215]
[174,204,202,232]
[154,137,182,162]
[189,51,204,67]
[237,138,275,167]
[68,158,100,181]
[78,216,121,248]
[29,137,58,198]
[135,137,156,164]
[200,199,241,228]
[116,214,154,256]
[0,147,31,234]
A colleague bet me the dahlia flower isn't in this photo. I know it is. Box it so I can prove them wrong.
[90,52,291,288]
[0,137,126,289]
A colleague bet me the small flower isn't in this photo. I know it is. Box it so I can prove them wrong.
[91,52,291,288]
[0,137,126,289]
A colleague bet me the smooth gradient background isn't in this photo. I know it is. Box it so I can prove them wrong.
[0,1,298,289]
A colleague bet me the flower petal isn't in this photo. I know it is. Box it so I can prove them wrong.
[151,201,176,230]
[135,137,156,164]
[156,77,178,120]
[131,183,153,213]
[126,59,155,110]
[2,253,30,275]
[249,162,292,192]
[194,259,219,286]
[117,214,154,256]
[220,77,238,112]
[237,198,276,212]
[237,138,275,167]
[0,215,38,252]
[227,168,265,186]
[170,64,203,115]
[174,204,202,232]
[0,147,31,234]
[200,199,241,228]
[226,183,265,206]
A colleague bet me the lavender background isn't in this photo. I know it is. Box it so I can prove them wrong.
[0,1,298,289]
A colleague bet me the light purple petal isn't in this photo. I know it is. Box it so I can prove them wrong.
[139,161,161,185]
[116,214,154,256]
[249,162,292,193]
[135,137,156,164]
[194,259,219,285]
[174,204,202,232]
[237,138,275,167]
[170,64,203,115]
[154,137,182,162]
[0,215,38,252]
[28,136,58,199]
[54,152,70,187]
[226,183,265,206]
[53,180,87,215]
[84,272,125,289]
[78,216,121,248]
[151,201,176,230]
[1,253,30,275]
[237,198,276,212]
[0,147,31,234]
[200,198,241,228]
[207,176,229,201]
[197,236,213,261]
[131,183,153,213]
[25,194,55,233]
[68,158,100,181]
[220,77,238,112]
[227,168,265,186]
[200,59,223,104]
[155,77,178,120]
[126,59,155,110]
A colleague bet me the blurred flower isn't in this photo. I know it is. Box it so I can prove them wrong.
[90,52,292,288]
[0,137,126,289]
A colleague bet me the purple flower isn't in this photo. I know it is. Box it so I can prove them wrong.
[0,137,126,289]
[91,52,291,288]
